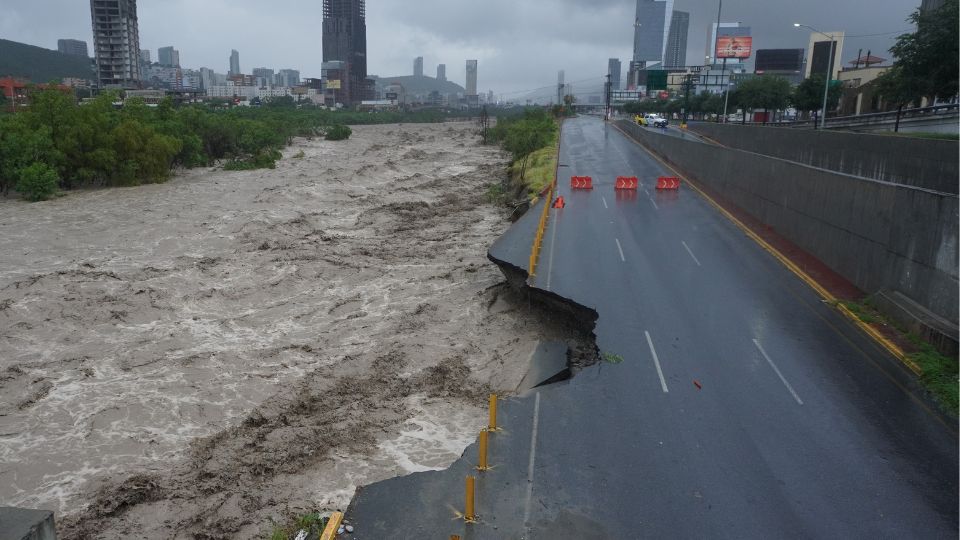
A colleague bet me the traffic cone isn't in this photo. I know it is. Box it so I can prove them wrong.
[553,196,565,209]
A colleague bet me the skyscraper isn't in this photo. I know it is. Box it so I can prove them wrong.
[664,10,688,68]
[414,56,424,77]
[436,64,446,81]
[633,0,674,66]
[608,58,621,90]
[229,50,240,76]
[465,59,478,96]
[89,0,141,88]
[158,46,179,67]
[140,49,151,64]
[58,39,89,58]
[322,0,372,104]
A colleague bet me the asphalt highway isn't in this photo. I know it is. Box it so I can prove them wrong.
[347,116,957,539]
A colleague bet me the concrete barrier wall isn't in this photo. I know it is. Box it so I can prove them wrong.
[688,123,959,195]
[617,121,959,324]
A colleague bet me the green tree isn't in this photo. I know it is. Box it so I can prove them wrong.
[325,124,352,141]
[16,162,60,201]
[0,115,58,195]
[792,75,842,118]
[883,0,958,102]
[736,76,792,121]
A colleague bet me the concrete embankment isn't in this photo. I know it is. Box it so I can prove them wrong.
[687,122,959,194]
[617,121,959,352]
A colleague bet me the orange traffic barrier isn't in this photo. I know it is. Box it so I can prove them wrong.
[570,176,593,189]
[656,176,681,190]
[615,176,639,190]
[552,196,566,208]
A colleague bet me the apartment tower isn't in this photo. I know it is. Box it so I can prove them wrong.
[90,0,141,88]
[322,0,372,104]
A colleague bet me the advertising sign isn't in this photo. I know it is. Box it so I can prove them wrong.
[716,36,753,59]
[327,80,341,89]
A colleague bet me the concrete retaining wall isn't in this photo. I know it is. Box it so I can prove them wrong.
[688,123,959,195]
[617,121,959,325]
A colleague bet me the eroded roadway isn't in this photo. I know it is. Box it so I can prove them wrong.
[347,116,957,539]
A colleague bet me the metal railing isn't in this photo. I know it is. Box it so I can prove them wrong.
[777,103,959,130]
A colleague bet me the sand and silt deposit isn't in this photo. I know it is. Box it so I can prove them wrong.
[0,121,591,538]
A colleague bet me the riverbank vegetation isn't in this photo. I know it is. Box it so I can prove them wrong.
[487,108,560,200]
[0,91,469,201]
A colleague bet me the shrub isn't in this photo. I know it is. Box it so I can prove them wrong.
[325,124,352,141]
[16,162,59,201]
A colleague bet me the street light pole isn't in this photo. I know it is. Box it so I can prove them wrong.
[794,23,835,129]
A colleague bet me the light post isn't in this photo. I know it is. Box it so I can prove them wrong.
[794,23,835,129]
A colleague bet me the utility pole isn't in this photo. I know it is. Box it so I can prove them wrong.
[681,74,692,128]
[604,74,612,121]
[480,105,489,144]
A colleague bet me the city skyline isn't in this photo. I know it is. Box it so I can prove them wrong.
[6,0,923,94]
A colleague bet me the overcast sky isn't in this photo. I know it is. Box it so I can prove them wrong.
[2,0,920,96]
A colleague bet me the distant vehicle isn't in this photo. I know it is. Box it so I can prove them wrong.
[645,114,669,128]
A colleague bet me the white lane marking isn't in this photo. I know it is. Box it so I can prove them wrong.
[545,210,559,290]
[615,238,626,262]
[601,196,609,209]
[644,331,670,393]
[522,392,542,532]
[649,197,659,210]
[753,339,804,405]
[681,241,702,267]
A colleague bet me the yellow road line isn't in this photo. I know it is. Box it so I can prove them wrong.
[611,123,917,375]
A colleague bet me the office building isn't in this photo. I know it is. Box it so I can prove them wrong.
[920,0,945,12]
[755,48,805,84]
[465,59,478,100]
[322,0,373,104]
[633,0,674,66]
[436,63,446,81]
[90,0,141,88]
[253,67,274,87]
[414,56,424,77]
[664,10,688,68]
[139,49,151,64]
[58,39,88,58]
[804,31,844,80]
[158,46,179,67]
[607,59,621,90]
[229,49,240,76]
[277,69,300,87]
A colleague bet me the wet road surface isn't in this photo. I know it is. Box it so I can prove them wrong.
[347,115,957,539]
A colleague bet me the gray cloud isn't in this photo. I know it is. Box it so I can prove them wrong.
[3,0,921,95]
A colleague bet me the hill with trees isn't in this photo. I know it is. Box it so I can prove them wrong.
[0,39,94,83]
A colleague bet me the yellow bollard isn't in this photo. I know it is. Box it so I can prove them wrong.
[477,429,489,471]
[488,394,498,431]
[465,475,477,523]
[319,511,343,540]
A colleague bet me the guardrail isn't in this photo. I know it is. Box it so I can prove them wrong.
[777,103,959,131]
[528,181,555,277]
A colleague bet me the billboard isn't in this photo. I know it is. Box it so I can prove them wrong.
[326,80,341,89]
[716,36,753,59]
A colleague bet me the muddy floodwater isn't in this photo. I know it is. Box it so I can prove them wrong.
[0,122,574,538]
